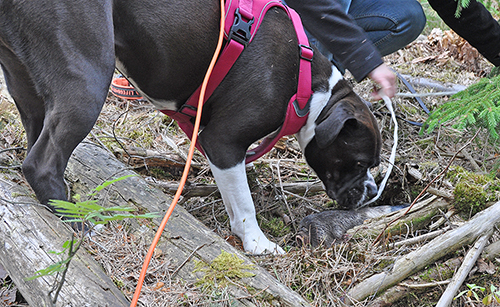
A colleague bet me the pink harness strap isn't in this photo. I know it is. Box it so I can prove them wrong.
[161,0,313,164]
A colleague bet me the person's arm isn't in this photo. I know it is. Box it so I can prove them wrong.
[286,0,395,98]
[286,0,384,81]
[428,0,500,66]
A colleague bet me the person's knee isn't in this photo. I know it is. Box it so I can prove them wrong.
[383,1,426,53]
[403,1,426,40]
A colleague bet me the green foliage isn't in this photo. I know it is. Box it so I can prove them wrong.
[424,75,500,140]
[49,175,157,224]
[454,0,500,17]
[26,175,159,304]
[25,240,75,281]
[193,250,255,290]
[455,284,500,305]
[454,0,471,17]
[259,216,290,237]
[479,0,500,17]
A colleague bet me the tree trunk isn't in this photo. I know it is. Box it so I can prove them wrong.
[65,142,310,307]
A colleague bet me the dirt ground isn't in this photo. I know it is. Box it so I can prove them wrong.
[1,8,500,307]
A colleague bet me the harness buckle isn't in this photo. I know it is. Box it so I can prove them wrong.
[293,96,311,117]
[299,44,314,62]
[178,104,198,119]
[227,8,254,47]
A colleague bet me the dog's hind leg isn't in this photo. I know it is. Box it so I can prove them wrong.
[0,2,115,209]
[1,55,114,208]
[0,58,45,152]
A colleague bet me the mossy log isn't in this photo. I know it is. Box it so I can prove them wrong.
[345,200,500,304]
[64,142,310,307]
[0,174,130,307]
[347,195,451,239]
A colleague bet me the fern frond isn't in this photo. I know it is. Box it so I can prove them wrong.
[455,0,471,17]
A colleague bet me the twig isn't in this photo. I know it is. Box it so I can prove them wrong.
[275,160,297,231]
[0,146,25,154]
[393,226,450,248]
[210,286,270,304]
[429,209,456,231]
[49,232,86,305]
[373,130,480,245]
[171,243,210,278]
[461,148,482,173]
[346,200,500,304]
[426,187,454,199]
[400,279,451,289]
[0,164,22,169]
[435,232,493,307]
[112,109,132,165]
[0,196,44,206]
[89,131,114,155]
[396,91,459,97]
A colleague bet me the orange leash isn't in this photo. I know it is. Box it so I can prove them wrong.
[129,1,225,306]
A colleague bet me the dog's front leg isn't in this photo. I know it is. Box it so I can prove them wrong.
[208,160,285,255]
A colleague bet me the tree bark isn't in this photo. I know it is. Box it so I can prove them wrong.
[0,174,130,307]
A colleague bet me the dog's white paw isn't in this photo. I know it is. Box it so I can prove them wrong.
[244,237,285,255]
[240,229,285,255]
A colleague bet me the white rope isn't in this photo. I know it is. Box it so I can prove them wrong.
[365,94,398,205]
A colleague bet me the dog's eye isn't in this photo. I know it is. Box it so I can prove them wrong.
[356,161,367,169]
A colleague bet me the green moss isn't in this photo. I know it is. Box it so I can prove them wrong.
[193,250,256,290]
[374,258,396,272]
[113,277,125,288]
[453,181,488,217]
[448,166,500,218]
[259,216,290,237]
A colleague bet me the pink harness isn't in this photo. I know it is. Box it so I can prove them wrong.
[161,0,313,163]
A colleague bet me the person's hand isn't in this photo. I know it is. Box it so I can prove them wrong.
[367,63,396,100]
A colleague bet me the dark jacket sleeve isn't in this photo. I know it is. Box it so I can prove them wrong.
[286,0,384,81]
[428,0,500,66]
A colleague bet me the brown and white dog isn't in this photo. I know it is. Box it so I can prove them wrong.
[0,0,381,254]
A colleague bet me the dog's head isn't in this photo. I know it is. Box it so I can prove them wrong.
[303,84,382,210]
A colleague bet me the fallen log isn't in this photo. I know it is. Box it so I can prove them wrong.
[147,178,324,198]
[0,174,130,307]
[482,240,500,260]
[345,200,500,304]
[436,233,492,307]
[65,141,310,306]
[114,146,203,170]
[347,195,450,239]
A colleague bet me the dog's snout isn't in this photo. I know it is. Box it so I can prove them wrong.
[365,170,378,199]
[366,181,378,199]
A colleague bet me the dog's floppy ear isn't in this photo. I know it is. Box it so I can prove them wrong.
[315,100,357,148]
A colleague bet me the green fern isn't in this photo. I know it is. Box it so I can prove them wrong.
[26,175,159,304]
[455,0,471,17]
[424,74,500,140]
